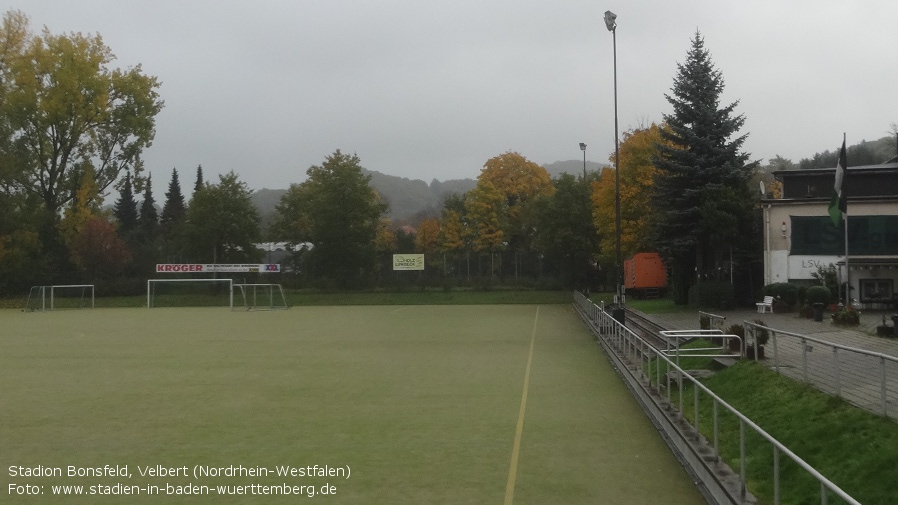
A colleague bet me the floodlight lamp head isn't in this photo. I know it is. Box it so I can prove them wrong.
[579,142,587,151]
[604,11,617,31]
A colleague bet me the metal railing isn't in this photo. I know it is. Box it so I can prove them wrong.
[699,310,727,330]
[573,292,861,505]
[744,320,898,418]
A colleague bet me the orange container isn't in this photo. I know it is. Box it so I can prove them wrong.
[624,252,667,290]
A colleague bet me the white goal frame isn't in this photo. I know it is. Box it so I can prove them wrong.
[146,278,234,308]
[25,284,95,311]
[232,283,289,311]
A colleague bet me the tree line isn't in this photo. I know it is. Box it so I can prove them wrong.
[3,10,894,302]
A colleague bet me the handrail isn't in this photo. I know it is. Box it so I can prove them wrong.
[744,320,898,418]
[573,292,861,505]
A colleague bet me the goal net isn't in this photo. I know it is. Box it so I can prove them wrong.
[25,285,95,311]
[233,283,289,311]
[147,279,234,308]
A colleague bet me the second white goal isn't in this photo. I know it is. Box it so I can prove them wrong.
[233,283,288,311]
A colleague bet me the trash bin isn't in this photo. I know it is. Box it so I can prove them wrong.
[612,306,626,325]
[813,303,824,322]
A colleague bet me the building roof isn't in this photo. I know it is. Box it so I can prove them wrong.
[772,162,898,199]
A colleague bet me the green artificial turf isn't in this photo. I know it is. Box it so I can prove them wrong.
[1,305,705,504]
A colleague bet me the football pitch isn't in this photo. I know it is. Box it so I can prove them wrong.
[1,304,706,504]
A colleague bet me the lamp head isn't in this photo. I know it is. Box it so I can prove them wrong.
[604,11,617,31]
[579,142,587,151]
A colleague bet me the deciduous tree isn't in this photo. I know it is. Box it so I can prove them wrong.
[0,10,163,217]
[464,179,505,254]
[478,151,554,252]
[183,171,261,263]
[533,173,599,289]
[70,216,131,278]
[272,150,387,287]
[414,218,440,254]
[592,124,669,263]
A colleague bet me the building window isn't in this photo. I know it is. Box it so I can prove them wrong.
[860,279,893,302]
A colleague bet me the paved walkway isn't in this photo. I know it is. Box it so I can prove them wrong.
[637,308,898,420]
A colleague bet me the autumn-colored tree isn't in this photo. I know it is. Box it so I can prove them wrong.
[478,151,554,251]
[591,123,670,263]
[70,216,132,278]
[0,10,163,217]
[439,209,466,253]
[414,218,440,254]
[58,164,103,251]
[464,179,505,254]
[374,219,397,255]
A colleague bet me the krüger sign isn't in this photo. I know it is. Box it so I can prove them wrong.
[155,264,281,273]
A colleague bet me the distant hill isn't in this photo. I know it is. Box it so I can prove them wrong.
[362,170,476,223]
[249,172,477,226]
[250,160,608,226]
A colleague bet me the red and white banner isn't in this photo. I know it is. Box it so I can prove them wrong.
[155,264,281,273]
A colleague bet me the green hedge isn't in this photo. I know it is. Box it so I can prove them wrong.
[805,285,831,305]
[688,281,735,309]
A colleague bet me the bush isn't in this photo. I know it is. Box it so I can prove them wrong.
[831,307,860,326]
[763,282,800,310]
[688,281,735,309]
[753,319,770,346]
[726,323,744,338]
[805,285,831,305]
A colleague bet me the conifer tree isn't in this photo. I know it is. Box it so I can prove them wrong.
[651,31,757,303]
[161,168,186,244]
[194,164,204,196]
[113,173,139,237]
[138,174,158,239]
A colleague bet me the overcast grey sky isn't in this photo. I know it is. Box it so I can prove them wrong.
[10,0,898,192]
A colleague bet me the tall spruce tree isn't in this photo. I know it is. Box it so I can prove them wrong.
[194,164,204,196]
[138,174,158,240]
[161,168,186,245]
[113,173,139,238]
[652,31,757,303]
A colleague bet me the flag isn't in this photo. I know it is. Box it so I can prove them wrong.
[828,139,848,226]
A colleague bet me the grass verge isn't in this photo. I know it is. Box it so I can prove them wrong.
[681,361,898,505]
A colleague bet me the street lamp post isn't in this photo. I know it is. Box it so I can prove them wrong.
[579,142,587,180]
[604,10,625,324]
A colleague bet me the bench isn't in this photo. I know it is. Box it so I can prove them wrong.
[756,296,774,313]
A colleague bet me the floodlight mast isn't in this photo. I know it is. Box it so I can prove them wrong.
[604,10,624,324]
[579,142,587,180]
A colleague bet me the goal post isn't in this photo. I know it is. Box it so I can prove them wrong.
[232,283,289,311]
[147,278,234,308]
[25,284,95,311]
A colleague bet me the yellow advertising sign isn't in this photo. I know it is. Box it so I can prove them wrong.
[392,254,424,271]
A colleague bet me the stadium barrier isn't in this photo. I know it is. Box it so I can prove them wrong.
[572,291,860,505]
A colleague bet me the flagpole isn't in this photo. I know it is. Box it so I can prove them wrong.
[844,209,850,307]
[843,132,850,308]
